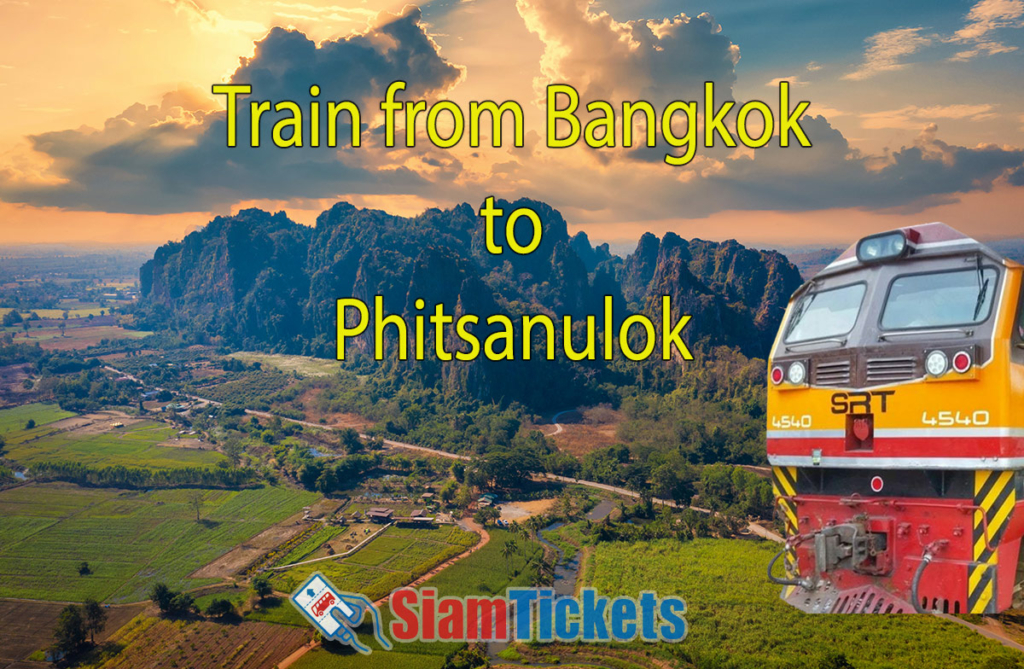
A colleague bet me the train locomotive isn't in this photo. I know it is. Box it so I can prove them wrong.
[766,223,1024,614]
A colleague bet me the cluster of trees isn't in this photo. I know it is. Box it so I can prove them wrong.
[589,507,747,543]
[1,310,28,326]
[612,347,769,466]
[577,449,771,519]
[579,445,696,503]
[296,453,377,493]
[441,647,489,669]
[42,368,139,412]
[51,599,107,659]
[698,464,773,519]
[150,583,195,616]
[32,461,257,489]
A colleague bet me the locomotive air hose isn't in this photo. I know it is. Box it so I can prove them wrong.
[911,552,934,614]
[767,547,813,589]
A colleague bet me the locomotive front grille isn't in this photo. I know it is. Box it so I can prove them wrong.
[866,356,918,383]
[813,360,851,386]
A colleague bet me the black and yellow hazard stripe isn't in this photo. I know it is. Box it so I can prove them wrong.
[772,466,800,595]
[969,470,1016,614]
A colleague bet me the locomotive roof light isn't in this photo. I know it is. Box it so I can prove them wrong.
[787,361,807,385]
[856,231,909,264]
[925,350,949,377]
[952,350,973,373]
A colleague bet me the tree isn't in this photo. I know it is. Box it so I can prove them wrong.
[151,582,194,616]
[169,592,195,616]
[473,505,500,526]
[82,598,107,644]
[78,561,91,576]
[500,540,516,576]
[439,479,458,504]
[51,605,87,657]
[58,322,66,338]
[25,418,35,430]
[150,582,173,611]
[205,598,235,618]
[252,574,273,601]
[223,439,244,467]
[339,428,363,454]
[21,321,30,338]
[187,489,203,522]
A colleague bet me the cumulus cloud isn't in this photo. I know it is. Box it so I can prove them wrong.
[0,6,464,213]
[947,0,1024,61]
[1,0,1022,228]
[516,0,740,104]
[516,116,1024,220]
[843,27,932,80]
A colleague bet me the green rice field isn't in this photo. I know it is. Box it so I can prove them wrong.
[0,403,76,445]
[272,525,478,605]
[0,482,319,603]
[4,419,227,470]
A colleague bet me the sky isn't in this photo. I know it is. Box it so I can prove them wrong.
[0,0,1023,250]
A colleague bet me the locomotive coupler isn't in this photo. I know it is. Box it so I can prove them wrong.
[812,522,888,576]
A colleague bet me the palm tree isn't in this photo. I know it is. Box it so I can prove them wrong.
[501,541,515,577]
[532,557,555,587]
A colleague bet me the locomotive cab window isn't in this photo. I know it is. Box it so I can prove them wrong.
[784,283,866,343]
[881,267,999,330]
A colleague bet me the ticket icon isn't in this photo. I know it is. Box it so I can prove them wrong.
[290,573,391,654]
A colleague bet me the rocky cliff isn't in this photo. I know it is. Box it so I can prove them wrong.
[139,199,802,406]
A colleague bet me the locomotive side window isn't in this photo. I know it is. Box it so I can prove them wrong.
[784,283,866,343]
[881,267,999,330]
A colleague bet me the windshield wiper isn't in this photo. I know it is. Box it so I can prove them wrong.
[784,282,817,337]
[972,256,990,321]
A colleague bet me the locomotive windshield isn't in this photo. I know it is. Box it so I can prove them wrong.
[881,266,999,330]
[784,283,866,343]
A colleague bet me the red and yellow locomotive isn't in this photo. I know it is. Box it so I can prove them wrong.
[767,223,1024,614]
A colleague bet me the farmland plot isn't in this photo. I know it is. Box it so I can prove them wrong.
[0,599,145,667]
[77,615,309,669]
[4,419,227,470]
[0,402,75,445]
[271,524,478,607]
[0,483,318,603]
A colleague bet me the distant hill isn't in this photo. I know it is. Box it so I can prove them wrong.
[782,247,843,279]
[137,200,802,408]
[986,239,1024,264]
[781,237,1024,280]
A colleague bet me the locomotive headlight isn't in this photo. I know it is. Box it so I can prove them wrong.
[926,350,949,377]
[770,366,784,385]
[786,361,807,385]
[856,231,908,264]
